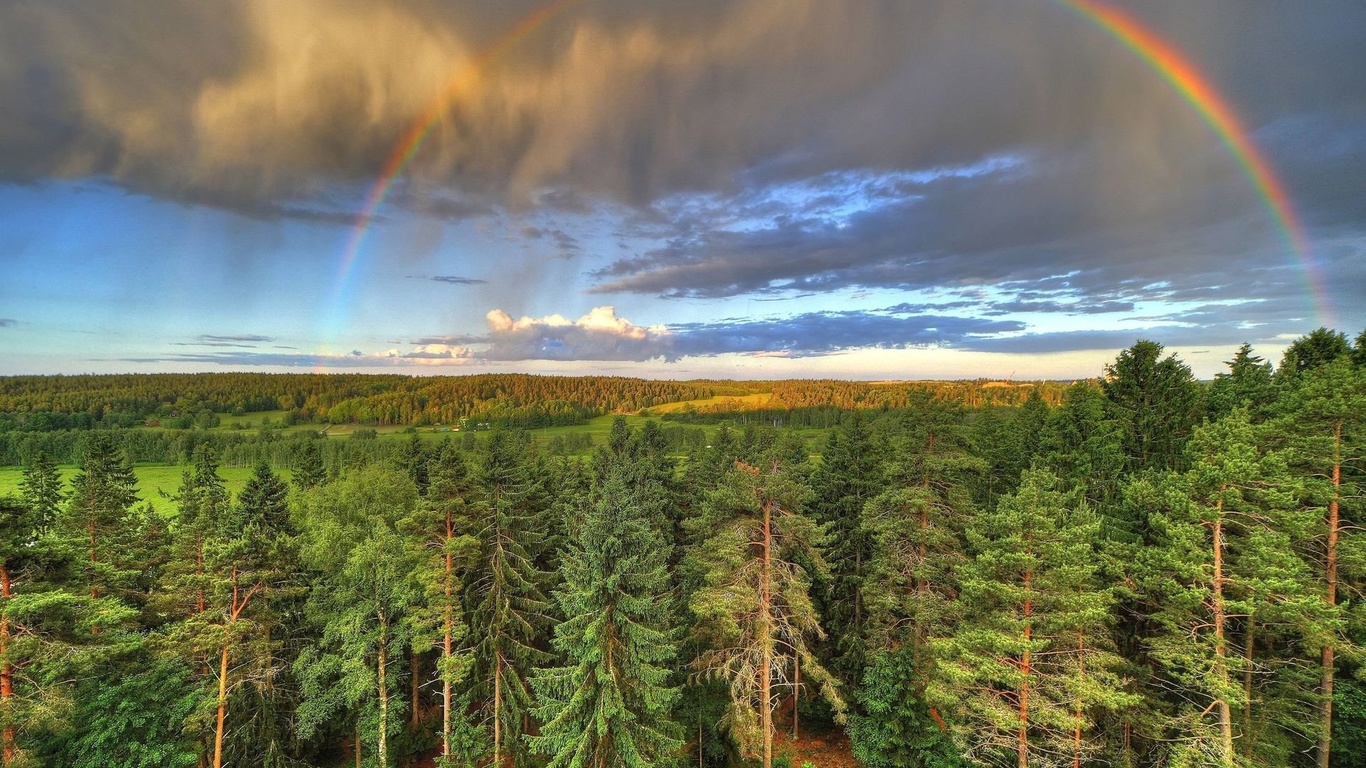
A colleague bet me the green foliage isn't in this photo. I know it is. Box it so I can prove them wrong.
[688,460,844,763]
[468,430,552,766]
[295,465,420,767]
[1278,327,1352,378]
[810,412,882,684]
[1207,342,1276,420]
[1100,339,1203,473]
[932,469,1134,767]
[529,466,682,768]
[49,659,202,768]
[849,648,963,768]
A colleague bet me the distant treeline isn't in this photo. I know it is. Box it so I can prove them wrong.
[0,373,1072,434]
[0,419,721,468]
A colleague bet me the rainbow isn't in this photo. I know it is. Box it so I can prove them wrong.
[327,0,1331,345]
[1056,0,1331,325]
[324,0,580,343]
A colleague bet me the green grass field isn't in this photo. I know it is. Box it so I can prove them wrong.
[0,464,290,516]
[644,392,772,414]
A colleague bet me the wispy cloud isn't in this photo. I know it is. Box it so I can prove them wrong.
[0,318,16,328]
[409,275,489,286]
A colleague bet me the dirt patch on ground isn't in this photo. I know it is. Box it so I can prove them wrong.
[774,727,859,768]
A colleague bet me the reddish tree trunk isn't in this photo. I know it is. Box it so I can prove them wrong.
[1018,569,1032,768]
[2,565,14,766]
[761,498,774,768]
[1319,421,1342,768]
[1212,498,1234,765]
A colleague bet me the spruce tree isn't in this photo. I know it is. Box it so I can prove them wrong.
[529,466,682,768]
[810,412,881,684]
[18,451,63,537]
[1101,340,1203,473]
[293,439,327,491]
[64,434,139,616]
[469,430,552,767]
[1207,343,1275,420]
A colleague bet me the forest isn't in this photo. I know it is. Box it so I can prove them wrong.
[1,327,1365,768]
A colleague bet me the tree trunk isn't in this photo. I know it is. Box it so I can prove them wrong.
[1212,499,1234,766]
[1243,619,1255,761]
[494,654,503,768]
[1319,421,1341,768]
[1,565,14,766]
[213,643,229,768]
[1074,628,1084,768]
[89,523,99,634]
[411,650,421,729]
[442,520,454,760]
[761,498,773,768]
[1018,568,1031,768]
[379,614,389,768]
[792,650,799,741]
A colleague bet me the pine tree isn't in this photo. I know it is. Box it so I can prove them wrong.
[1273,357,1366,768]
[1136,413,1314,767]
[401,442,478,765]
[529,466,682,768]
[183,461,299,768]
[689,460,844,768]
[931,470,1132,768]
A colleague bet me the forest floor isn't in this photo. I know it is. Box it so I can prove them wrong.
[776,727,858,768]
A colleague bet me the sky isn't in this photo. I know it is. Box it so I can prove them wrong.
[1,0,1363,380]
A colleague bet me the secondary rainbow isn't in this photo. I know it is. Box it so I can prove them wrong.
[325,0,580,340]
[1057,0,1331,325]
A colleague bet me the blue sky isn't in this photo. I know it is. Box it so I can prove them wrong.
[1,0,1363,378]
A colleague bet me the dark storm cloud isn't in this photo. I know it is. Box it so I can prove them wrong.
[7,0,1363,211]
[4,0,1364,354]
[588,139,1309,305]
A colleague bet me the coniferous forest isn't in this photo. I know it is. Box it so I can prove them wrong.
[2,328,1365,768]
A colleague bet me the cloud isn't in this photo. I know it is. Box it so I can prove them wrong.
[481,306,672,361]
[120,351,407,368]
[200,333,273,343]
[669,310,1024,359]
[411,275,489,286]
[473,305,1023,361]
[9,0,1361,216]
[0,318,15,328]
